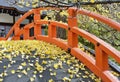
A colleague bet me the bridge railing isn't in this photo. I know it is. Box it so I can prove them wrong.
[36,8,120,82]
[68,8,120,82]
[0,7,120,82]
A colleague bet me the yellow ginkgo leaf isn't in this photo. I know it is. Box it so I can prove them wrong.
[48,79,54,82]
[18,74,22,78]
[49,69,52,72]
[21,62,27,66]
[0,73,3,77]
[11,70,15,74]
[39,75,43,78]
[69,75,73,79]
[62,77,71,82]
[35,62,44,73]
[22,70,27,75]
[3,66,7,69]
[85,71,89,75]
[3,72,8,76]
[18,65,23,70]
[0,57,2,60]
[66,60,71,65]
[111,71,119,77]
[26,2,30,7]
[27,67,30,71]
[53,72,56,76]
[90,0,95,3]
[53,63,59,69]
[0,78,3,82]
[42,60,47,65]
[5,55,11,59]
[76,74,80,78]
[33,75,36,78]
[34,71,37,74]
[82,75,88,78]
[68,69,74,74]
[45,50,51,55]
[30,77,35,82]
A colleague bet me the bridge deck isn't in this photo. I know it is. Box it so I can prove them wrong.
[0,40,103,82]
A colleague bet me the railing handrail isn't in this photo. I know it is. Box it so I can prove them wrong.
[77,9,120,32]
[4,7,62,40]
[71,27,120,63]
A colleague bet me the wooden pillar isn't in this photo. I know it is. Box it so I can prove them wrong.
[14,24,20,40]
[23,28,29,40]
[68,7,78,48]
[34,9,41,37]
[48,24,56,38]
[13,14,15,24]
[95,44,109,71]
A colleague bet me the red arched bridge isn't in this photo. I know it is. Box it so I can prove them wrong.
[0,7,120,82]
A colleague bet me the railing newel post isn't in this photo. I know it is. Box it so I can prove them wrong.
[48,22,56,38]
[68,7,78,48]
[95,43,109,71]
[23,27,29,40]
[34,9,41,37]
[14,24,20,40]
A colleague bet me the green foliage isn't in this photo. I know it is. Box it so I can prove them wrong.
[78,3,120,50]
[78,36,94,49]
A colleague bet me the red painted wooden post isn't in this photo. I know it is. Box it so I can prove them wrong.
[23,27,29,40]
[14,24,20,40]
[95,44,109,71]
[48,23,56,38]
[34,9,41,37]
[68,7,78,47]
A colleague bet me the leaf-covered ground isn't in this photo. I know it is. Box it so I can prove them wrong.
[0,40,119,82]
[0,40,102,82]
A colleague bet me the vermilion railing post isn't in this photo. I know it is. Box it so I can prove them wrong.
[14,24,20,40]
[48,23,56,38]
[23,28,29,40]
[34,9,41,37]
[95,44,109,71]
[68,7,78,47]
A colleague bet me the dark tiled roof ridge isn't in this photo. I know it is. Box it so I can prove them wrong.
[0,5,26,14]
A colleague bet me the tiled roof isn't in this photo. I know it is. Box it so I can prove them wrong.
[0,0,30,12]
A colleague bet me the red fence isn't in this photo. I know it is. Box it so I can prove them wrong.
[0,7,120,82]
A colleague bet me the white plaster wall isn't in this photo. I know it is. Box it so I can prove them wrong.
[0,14,13,23]
[0,13,29,24]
